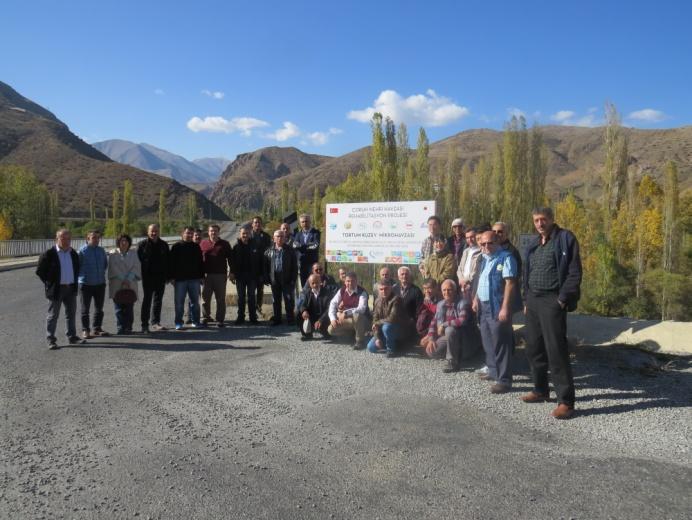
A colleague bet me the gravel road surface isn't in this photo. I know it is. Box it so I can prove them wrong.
[1,267,690,519]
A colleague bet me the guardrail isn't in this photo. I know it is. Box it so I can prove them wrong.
[0,236,180,258]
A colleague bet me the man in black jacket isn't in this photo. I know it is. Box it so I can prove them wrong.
[36,228,84,349]
[521,207,582,420]
[137,223,170,332]
[230,226,263,324]
[250,216,272,314]
[264,229,298,325]
[170,226,204,330]
[293,213,321,287]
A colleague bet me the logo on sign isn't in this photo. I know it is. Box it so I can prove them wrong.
[329,208,339,213]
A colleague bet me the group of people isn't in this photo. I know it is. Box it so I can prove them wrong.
[36,206,582,419]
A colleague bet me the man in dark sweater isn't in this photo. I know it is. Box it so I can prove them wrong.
[230,226,263,324]
[137,223,170,332]
[170,226,204,330]
[297,274,333,340]
[392,266,423,345]
[36,228,84,349]
[200,224,233,327]
[521,207,582,420]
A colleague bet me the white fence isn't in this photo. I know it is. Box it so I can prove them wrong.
[0,236,180,258]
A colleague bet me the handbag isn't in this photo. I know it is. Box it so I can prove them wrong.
[114,280,137,304]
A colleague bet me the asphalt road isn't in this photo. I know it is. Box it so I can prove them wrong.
[0,267,690,519]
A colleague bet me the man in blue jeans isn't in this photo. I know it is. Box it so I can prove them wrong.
[78,230,109,339]
[169,227,204,330]
[473,230,518,394]
[367,278,405,358]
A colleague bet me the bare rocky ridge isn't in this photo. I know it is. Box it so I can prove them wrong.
[0,81,228,220]
[210,146,331,212]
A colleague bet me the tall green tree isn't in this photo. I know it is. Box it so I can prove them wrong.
[312,186,322,229]
[602,102,628,229]
[121,179,136,234]
[443,146,459,223]
[280,179,290,217]
[491,143,504,219]
[475,156,492,225]
[396,122,410,183]
[186,192,198,227]
[415,127,432,200]
[369,113,387,200]
[383,116,398,200]
[158,188,167,232]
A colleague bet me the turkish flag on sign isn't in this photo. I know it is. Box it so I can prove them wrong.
[329,208,339,213]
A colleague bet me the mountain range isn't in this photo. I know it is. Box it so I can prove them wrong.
[92,139,229,185]
[209,125,692,212]
[0,81,228,220]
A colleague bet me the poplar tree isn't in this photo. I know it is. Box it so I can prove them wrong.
[158,188,167,232]
[312,186,322,229]
[475,156,492,225]
[415,127,431,199]
[369,113,386,200]
[280,179,290,216]
[396,122,410,183]
[383,117,398,200]
[602,102,628,228]
[491,143,504,219]
[459,162,474,226]
[186,192,198,227]
[662,160,679,273]
[122,180,135,234]
[528,125,547,210]
[443,146,459,223]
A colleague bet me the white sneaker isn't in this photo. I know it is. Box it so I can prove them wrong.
[476,365,489,374]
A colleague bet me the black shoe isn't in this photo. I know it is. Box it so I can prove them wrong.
[142,326,150,334]
[217,322,225,328]
[352,343,366,350]
[443,362,460,373]
[234,318,245,325]
[249,318,259,325]
[47,340,59,350]
[270,319,282,326]
[300,336,312,342]
[68,336,86,345]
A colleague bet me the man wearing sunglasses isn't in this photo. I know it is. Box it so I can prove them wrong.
[472,231,518,394]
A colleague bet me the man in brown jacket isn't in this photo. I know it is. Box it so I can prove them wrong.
[366,278,406,357]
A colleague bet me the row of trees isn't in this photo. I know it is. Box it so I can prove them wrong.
[272,109,689,321]
[0,165,58,239]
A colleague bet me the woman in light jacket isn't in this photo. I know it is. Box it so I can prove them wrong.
[108,233,142,334]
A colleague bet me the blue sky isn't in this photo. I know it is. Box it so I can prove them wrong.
[2,0,691,161]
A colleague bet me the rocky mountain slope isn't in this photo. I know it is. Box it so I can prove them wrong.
[211,125,692,212]
[0,81,228,220]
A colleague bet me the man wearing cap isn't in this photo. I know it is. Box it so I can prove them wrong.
[446,218,466,267]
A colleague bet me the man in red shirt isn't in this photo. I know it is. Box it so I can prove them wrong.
[200,224,233,327]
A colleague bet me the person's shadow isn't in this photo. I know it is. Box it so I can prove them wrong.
[509,342,692,417]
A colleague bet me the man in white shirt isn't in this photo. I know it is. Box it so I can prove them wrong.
[328,272,371,350]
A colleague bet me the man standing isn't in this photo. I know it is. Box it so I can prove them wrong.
[200,224,233,327]
[392,266,423,340]
[446,218,466,266]
[250,216,272,314]
[522,207,582,420]
[419,215,444,276]
[456,227,482,301]
[293,214,321,288]
[473,231,517,394]
[137,223,169,333]
[78,230,109,339]
[231,226,262,325]
[264,229,298,325]
[170,226,204,330]
[36,228,84,349]
[328,272,370,350]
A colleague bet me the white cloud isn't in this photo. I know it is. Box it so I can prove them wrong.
[305,127,342,145]
[154,88,165,95]
[266,121,301,142]
[348,89,469,127]
[551,110,576,124]
[186,116,269,135]
[201,89,225,100]
[549,109,600,127]
[627,108,667,122]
